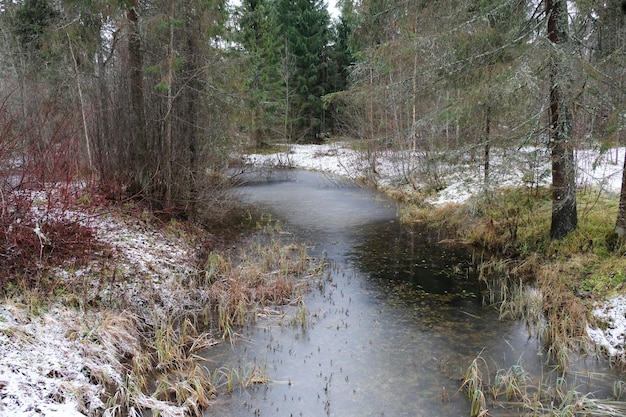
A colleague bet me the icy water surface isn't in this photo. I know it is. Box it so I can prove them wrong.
[203,170,619,417]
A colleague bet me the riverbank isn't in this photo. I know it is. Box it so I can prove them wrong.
[1,200,197,416]
[241,141,626,365]
[2,141,625,417]
[0,192,318,416]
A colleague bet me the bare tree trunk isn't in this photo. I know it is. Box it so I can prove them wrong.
[164,0,175,206]
[615,151,626,237]
[369,65,374,140]
[282,39,292,142]
[547,0,577,240]
[484,104,490,186]
[67,35,94,177]
[185,16,200,220]
[127,0,146,190]
[613,3,626,239]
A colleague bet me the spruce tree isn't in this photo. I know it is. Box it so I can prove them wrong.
[324,0,357,134]
[276,0,331,141]
[236,0,285,144]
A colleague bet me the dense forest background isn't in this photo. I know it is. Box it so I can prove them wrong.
[0,0,624,237]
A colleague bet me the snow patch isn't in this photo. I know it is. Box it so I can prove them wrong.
[242,143,624,206]
[0,206,199,417]
[587,295,626,357]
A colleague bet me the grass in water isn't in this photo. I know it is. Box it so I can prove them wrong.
[462,352,626,417]
[399,185,626,371]
[460,352,489,417]
[211,364,270,394]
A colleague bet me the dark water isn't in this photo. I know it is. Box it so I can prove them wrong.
[203,170,619,417]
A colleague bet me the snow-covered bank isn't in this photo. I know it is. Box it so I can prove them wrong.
[587,295,626,359]
[1,204,199,417]
[243,142,626,357]
[242,142,624,204]
[2,142,626,417]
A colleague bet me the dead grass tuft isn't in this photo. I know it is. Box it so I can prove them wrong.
[205,240,314,340]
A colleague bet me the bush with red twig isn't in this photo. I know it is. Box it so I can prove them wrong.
[0,183,108,291]
[0,91,105,291]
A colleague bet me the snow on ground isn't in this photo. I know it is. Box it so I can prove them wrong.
[243,143,625,203]
[2,142,626,416]
[1,201,198,417]
[587,295,626,358]
[243,142,626,356]
[0,305,103,417]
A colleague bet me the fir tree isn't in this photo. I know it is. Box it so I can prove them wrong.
[276,0,331,141]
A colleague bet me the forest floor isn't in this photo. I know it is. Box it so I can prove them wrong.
[1,141,625,416]
[0,199,206,417]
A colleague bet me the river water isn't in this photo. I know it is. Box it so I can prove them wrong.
[203,169,619,417]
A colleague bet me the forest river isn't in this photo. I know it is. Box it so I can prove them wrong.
[202,169,620,417]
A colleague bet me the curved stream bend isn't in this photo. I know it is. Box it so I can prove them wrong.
[204,169,616,417]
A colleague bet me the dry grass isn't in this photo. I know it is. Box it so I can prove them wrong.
[0,188,323,417]
[462,351,626,417]
[67,232,318,416]
[460,352,489,417]
[396,184,626,370]
[205,239,315,340]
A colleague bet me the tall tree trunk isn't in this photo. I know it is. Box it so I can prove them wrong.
[369,65,374,140]
[127,0,146,190]
[185,16,200,220]
[164,0,175,206]
[67,35,94,177]
[612,2,626,239]
[547,0,577,240]
[484,104,490,187]
[283,39,292,141]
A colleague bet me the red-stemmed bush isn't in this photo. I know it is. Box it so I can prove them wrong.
[0,90,106,291]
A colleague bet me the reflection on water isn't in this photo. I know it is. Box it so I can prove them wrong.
[203,169,620,417]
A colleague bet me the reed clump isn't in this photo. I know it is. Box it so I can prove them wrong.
[399,184,626,368]
[211,364,269,394]
[206,238,317,340]
[462,354,626,417]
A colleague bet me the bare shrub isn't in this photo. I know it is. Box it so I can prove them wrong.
[0,90,105,289]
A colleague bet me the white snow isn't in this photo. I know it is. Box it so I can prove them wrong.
[242,143,625,204]
[0,306,104,417]
[1,142,626,416]
[587,295,626,358]
[1,202,199,417]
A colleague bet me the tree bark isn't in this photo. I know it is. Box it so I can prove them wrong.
[616,151,626,237]
[164,0,175,206]
[547,0,577,240]
[484,104,490,187]
[185,12,201,220]
[613,3,626,239]
[67,34,94,177]
[127,0,146,190]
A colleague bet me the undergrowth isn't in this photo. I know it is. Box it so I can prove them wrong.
[399,184,626,370]
[0,175,322,416]
[461,351,626,417]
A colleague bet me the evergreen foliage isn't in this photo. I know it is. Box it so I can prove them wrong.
[276,0,330,141]
[1,0,626,236]
[13,0,58,51]
[236,0,285,144]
